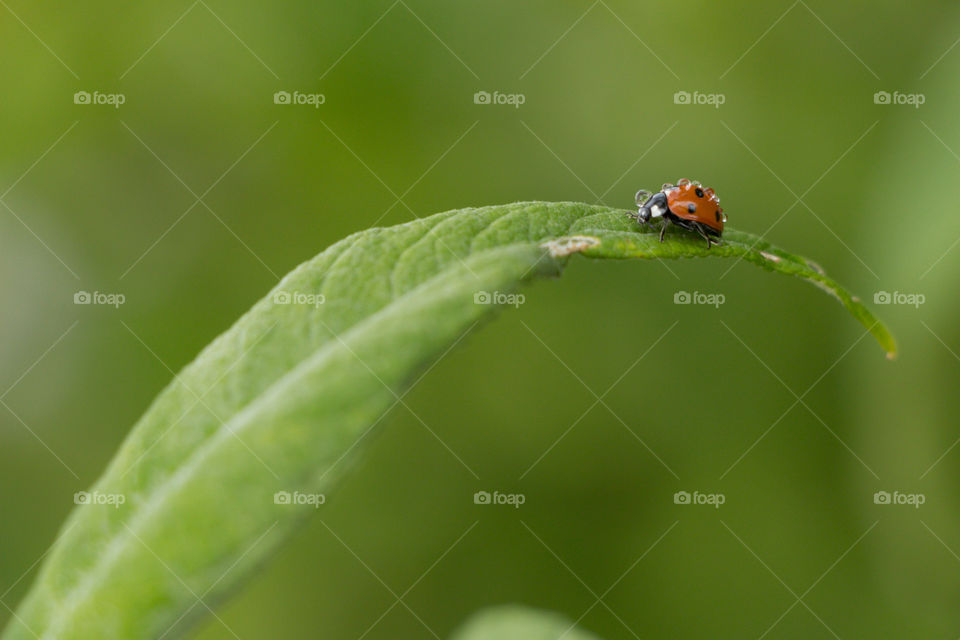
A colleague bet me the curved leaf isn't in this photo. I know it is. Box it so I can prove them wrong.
[451,605,603,640]
[1,202,894,640]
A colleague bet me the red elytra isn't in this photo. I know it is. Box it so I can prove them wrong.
[666,179,725,235]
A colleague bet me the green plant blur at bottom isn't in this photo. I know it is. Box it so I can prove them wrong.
[451,605,603,640]
[0,202,894,640]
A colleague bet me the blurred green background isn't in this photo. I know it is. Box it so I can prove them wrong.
[2,1,959,637]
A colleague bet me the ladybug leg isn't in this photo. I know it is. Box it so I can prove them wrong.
[694,224,712,249]
[658,218,669,242]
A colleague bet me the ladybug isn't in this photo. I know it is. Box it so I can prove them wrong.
[629,179,726,248]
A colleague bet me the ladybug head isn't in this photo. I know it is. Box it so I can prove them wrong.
[635,189,668,225]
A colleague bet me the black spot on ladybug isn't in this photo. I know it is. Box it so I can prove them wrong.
[695,188,704,198]
[715,211,721,222]
[687,203,697,214]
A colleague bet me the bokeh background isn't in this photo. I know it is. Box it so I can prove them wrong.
[2,1,959,637]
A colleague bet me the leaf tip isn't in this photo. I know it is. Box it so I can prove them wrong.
[867,320,898,360]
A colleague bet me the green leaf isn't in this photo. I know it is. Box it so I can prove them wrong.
[1,201,894,640]
[451,605,604,640]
